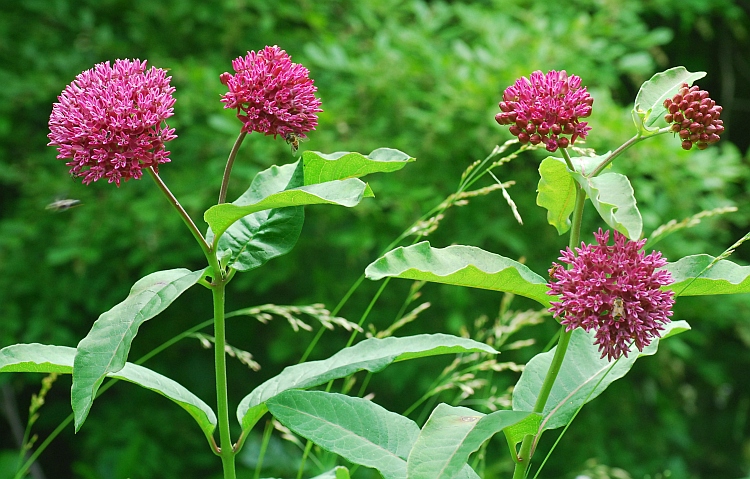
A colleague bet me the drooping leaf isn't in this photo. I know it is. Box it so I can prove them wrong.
[536,154,613,235]
[268,390,419,479]
[633,66,706,131]
[0,343,76,374]
[365,241,552,308]
[406,403,538,479]
[664,255,750,297]
[237,334,497,430]
[302,148,415,185]
[204,178,373,240]
[512,321,689,431]
[1,344,216,441]
[537,157,576,235]
[570,170,642,240]
[206,161,305,272]
[72,268,206,431]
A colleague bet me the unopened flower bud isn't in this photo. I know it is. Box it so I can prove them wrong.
[663,83,724,150]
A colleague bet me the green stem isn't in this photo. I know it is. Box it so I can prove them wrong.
[589,127,670,178]
[147,167,212,260]
[212,280,237,479]
[219,130,248,204]
[511,327,572,479]
[511,148,585,478]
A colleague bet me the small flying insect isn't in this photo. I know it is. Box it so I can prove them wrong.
[611,297,625,321]
[46,199,82,212]
[284,132,307,155]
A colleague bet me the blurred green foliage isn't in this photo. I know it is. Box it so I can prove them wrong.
[1,1,749,478]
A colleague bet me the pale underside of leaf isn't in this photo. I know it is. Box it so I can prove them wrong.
[570,170,642,240]
[664,255,750,296]
[267,390,418,479]
[1,344,216,440]
[365,241,552,307]
[71,268,206,431]
[237,334,497,430]
[512,320,689,431]
[302,148,415,185]
[634,66,707,128]
[407,403,538,479]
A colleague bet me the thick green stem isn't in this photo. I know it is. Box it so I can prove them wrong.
[218,130,248,204]
[512,148,584,478]
[212,280,237,479]
[511,328,572,479]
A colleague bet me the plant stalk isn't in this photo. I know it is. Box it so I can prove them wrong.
[147,167,212,260]
[219,130,248,204]
[212,279,237,479]
[589,127,670,178]
[512,148,584,478]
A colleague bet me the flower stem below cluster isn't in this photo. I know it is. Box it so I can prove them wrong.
[219,131,248,204]
[147,167,212,259]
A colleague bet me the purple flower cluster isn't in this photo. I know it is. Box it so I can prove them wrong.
[495,70,593,152]
[220,45,322,139]
[664,83,724,150]
[547,229,675,361]
[48,59,176,186]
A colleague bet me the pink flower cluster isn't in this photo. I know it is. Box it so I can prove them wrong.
[220,45,322,139]
[48,59,176,186]
[547,229,675,361]
[664,83,724,150]
[495,70,593,152]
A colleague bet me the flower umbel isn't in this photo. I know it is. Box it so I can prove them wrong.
[48,59,176,186]
[547,229,675,361]
[495,70,593,152]
[663,83,724,150]
[220,45,322,140]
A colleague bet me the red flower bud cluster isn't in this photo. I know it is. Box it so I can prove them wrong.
[663,83,723,150]
[495,70,593,152]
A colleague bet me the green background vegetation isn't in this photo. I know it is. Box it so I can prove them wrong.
[1,1,749,478]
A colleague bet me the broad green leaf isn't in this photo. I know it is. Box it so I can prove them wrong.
[633,66,706,131]
[310,466,351,479]
[237,334,497,430]
[537,157,576,235]
[206,162,305,272]
[204,178,373,240]
[570,170,642,240]
[664,255,750,297]
[1,344,216,441]
[365,242,552,308]
[512,321,689,431]
[1,343,76,374]
[406,403,538,479]
[536,154,612,235]
[72,268,206,431]
[302,148,415,185]
[268,390,419,479]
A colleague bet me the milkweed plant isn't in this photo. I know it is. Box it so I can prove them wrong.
[1,45,747,479]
